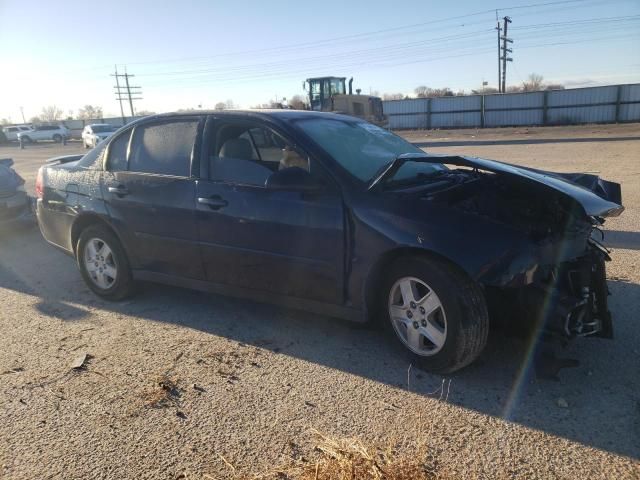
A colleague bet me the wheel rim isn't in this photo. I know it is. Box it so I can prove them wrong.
[83,238,117,290]
[388,276,447,356]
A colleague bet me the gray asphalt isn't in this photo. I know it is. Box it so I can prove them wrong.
[0,125,638,479]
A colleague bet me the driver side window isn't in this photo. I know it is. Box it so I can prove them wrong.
[209,123,309,186]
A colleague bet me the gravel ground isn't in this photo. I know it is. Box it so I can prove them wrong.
[0,124,639,479]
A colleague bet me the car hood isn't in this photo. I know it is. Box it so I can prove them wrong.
[429,155,623,218]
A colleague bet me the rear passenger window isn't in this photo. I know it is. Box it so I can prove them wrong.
[107,130,131,171]
[129,120,198,177]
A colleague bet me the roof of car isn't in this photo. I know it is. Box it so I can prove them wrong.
[146,109,354,122]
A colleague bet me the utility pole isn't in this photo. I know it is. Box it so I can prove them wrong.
[496,11,501,93]
[111,66,143,121]
[111,65,126,124]
[19,106,26,124]
[500,16,513,94]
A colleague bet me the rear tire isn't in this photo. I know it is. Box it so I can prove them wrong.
[76,224,135,301]
[379,256,489,374]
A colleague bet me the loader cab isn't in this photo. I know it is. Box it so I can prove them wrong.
[306,76,347,111]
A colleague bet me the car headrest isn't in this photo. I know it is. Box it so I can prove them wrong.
[220,138,253,160]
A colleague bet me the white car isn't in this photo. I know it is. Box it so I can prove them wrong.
[81,124,118,149]
[2,125,32,141]
[17,125,70,143]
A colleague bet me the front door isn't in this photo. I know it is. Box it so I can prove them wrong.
[195,117,345,304]
[102,117,205,280]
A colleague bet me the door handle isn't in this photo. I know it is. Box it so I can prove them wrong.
[197,196,228,209]
[108,185,129,196]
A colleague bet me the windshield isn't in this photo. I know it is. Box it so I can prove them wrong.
[92,125,116,133]
[295,117,444,183]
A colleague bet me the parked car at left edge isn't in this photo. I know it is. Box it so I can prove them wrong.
[0,158,32,229]
[2,125,32,142]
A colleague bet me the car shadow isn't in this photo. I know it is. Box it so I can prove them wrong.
[0,227,638,459]
[411,136,640,148]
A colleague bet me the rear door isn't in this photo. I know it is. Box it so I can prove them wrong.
[102,117,205,280]
[195,116,345,304]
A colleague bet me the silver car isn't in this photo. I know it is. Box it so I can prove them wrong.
[81,123,118,149]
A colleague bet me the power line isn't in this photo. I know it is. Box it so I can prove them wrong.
[112,0,598,69]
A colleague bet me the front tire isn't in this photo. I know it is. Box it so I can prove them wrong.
[77,225,135,300]
[380,256,489,374]
[53,134,62,143]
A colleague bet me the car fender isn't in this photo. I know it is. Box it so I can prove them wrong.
[347,195,589,311]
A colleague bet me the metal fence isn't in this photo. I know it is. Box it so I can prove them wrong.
[382,83,640,129]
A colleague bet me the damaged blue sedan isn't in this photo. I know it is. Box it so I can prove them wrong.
[34,110,623,373]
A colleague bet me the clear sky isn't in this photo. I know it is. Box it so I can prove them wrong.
[1,0,639,122]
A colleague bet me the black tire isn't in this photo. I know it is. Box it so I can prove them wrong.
[379,256,489,374]
[21,136,32,144]
[76,224,135,300]
[52,134,62,143]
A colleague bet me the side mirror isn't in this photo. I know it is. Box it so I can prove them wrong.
[265,167,323,192]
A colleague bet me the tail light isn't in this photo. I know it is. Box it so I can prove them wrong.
[35,167,44,199]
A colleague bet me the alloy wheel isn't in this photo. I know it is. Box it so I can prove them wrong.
[83,237,118,290]
[388,276,447,355]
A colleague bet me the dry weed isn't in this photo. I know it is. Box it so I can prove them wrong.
[207,429,444,480]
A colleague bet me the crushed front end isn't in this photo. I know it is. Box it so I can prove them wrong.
[432,158,624,342]
[486,236,613,341]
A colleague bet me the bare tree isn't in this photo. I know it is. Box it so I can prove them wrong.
[522,73,545,92]
[214,102,226,110]
[288,94,308,110]
[40,105,63,122]
[414,86,430,98]
[412,86,454,98]
[77,105,103,120]
[29,116,41,124]
[224,99,235,110]
[545,83,565,91]
[382,93,404,100]
[0,118,9,126]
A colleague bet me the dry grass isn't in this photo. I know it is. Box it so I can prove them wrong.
[206,429,445,480]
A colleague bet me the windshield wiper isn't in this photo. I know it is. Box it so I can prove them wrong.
[367,153,463,191]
